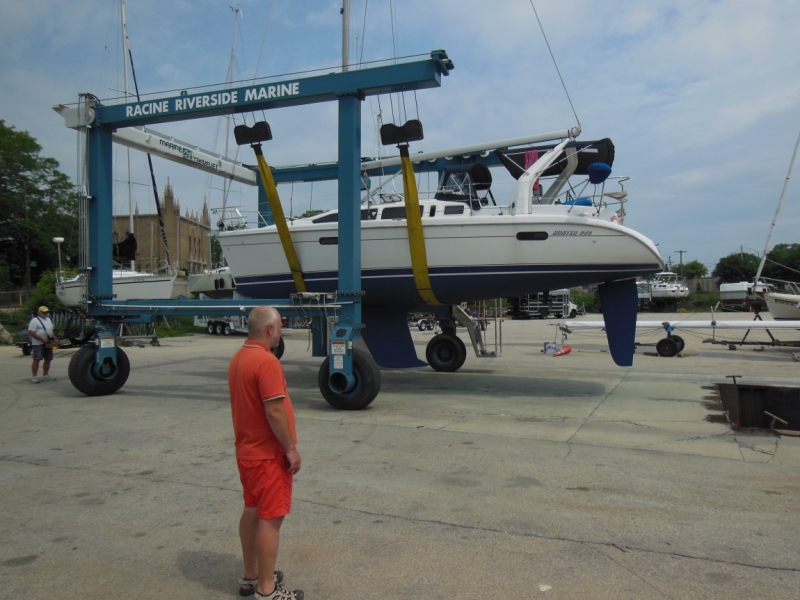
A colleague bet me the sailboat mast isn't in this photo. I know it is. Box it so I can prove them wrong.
[222,7,239,216]
[120,0,135,270]
[342,0,350,72]
[754,130,800,283]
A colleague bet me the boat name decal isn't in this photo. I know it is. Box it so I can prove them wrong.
[551,230,592,236]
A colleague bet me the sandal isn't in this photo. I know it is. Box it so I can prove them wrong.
[239,571,284,597]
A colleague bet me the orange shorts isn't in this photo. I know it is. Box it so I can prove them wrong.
[237,457,293,520]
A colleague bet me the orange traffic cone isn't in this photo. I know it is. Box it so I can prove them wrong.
[553,345,572,357]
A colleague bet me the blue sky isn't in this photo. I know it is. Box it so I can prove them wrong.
[2,0,800,273]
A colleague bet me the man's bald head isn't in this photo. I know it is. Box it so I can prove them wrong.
[248,306,281,335]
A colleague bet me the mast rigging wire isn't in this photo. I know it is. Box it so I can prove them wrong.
[528,1,581,127]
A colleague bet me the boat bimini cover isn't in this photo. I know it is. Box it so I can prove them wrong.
[496,138,615,180]
[434,163,492,205]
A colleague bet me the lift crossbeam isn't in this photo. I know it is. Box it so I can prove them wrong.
[96,51,452,129]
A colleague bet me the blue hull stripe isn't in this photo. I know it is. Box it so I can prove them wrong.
[234,263,662,306]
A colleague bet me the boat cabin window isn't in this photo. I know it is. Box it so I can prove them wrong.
[312,208,378,224]
[313,212,338,224]
[443,205,464,215]
[429,206,436,217]
[380,206,425,220]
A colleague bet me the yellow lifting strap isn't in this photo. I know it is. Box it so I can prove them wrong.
[253,150,307,293]
[399,148,441,305]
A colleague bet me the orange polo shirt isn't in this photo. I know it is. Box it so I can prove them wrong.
[228,341,297,460]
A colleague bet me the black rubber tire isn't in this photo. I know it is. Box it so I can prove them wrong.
[318,348,381,410]
[207,322,215,335]
[570,309,578,318]
[418,321,427,331]
[215,323,224,335]
[68,345,131,396]
[670,335,685,352]
[223,324,232,336]
[271,336,285,360]
[426,333,467,372]
[22,345,31,356]
[426,321,435,331]
[656,337,679,358]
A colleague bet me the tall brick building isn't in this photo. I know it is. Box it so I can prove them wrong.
[113,180,212,275]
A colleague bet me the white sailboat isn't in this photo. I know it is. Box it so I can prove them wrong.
[56,0,176,309]
[648,272,689,301]
[187,7,242,300]
[219,135,664,305]
[755,130,800,320]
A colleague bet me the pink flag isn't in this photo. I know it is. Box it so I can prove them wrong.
[524,150,540,191]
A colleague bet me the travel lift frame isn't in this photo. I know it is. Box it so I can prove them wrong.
[56,50,454,404]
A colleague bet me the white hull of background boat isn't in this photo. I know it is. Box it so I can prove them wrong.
[764,292,800,320]
[187,267,238,299]
[56,271,177,308]
[649,272,689,300]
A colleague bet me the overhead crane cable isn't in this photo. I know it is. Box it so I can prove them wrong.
[127,43,173,273]
[399,145,440,305]
[251,146,307,293]
[252,0,276,83]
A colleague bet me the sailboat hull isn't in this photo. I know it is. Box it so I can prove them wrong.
[56,272,177,308]
[764,292,800,320]
[220,214,663,306]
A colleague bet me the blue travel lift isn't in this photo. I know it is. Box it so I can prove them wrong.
[62,50,454,407]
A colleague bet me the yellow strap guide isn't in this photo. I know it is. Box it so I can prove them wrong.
[254,151,307,293]
[399,147,440,305]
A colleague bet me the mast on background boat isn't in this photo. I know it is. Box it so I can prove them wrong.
[120,0,135,270]
[221,7,240,219]
[342,0,350,72]
[754,129,800,284]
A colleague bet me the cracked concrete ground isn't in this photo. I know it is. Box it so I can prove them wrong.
[1,312,799,599]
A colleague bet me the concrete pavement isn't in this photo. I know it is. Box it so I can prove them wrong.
[1,312,799,599]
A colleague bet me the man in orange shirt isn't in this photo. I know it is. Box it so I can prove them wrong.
[229,306,303,600]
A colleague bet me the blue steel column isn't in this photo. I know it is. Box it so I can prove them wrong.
[337,94,363,330]
[87,122,114,307]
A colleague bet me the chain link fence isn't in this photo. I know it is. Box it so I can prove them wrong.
[0,289,31,309]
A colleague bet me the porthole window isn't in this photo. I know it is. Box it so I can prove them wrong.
[516,232,548,241]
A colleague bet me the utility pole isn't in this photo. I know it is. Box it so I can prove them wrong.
[676,250,687,277]
[23,181,32,291]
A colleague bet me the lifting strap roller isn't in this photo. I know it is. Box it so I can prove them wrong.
[399,145,440,305]
[252,145,307,293]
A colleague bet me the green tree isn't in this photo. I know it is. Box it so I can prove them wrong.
[681,260,708,279]
[296,209,324,219]
[763,243,800,281]
[712,252,760,283]
[0,121,77,290]
[210,236,223,266]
